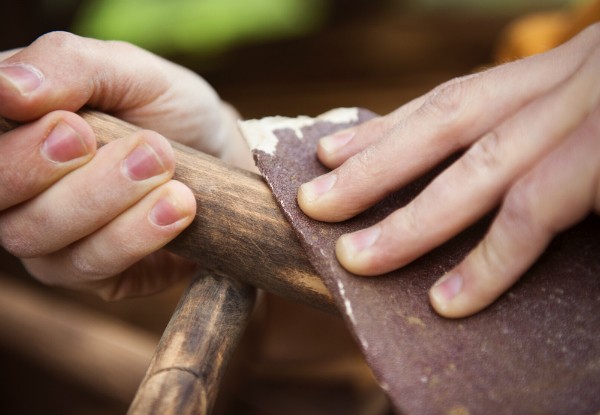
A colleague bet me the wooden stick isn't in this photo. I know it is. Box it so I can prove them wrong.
[0,112,335,313]
[128,272,255,414]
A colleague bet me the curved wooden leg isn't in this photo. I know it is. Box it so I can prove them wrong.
[129,273,256,415]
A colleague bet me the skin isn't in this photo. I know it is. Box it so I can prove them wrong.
[0,32,253,300]
[298,22,600,318]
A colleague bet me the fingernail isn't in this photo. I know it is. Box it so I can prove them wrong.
[431,272,463,303]
[123,143,166,181]
[299,173,337,203]
[320,129,355,155]
[150,198,188,227]
[0,64,44,95]
[342,226,381,253]
[41,122,89,163]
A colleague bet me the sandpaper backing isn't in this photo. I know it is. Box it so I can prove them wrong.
[240,108,600,415]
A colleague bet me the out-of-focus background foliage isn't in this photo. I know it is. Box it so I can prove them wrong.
[71,0,572,56]
[0,0,591,414]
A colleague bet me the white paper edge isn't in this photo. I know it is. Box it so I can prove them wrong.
[238,107,359,156]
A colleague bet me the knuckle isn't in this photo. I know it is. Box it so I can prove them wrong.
[102,40,155,66]
[347,146,395,195]
[477,236,510,280]
[579,21,600,43]
[420,76,470,125]
[461,130,502,176]
[500,180,541,237]
[0,219,35,258]
[357,116,390,141]
[352,135,396,177]
[394,204,421,240]
[68,249,106,282]
[104,39,140,54]
[33,31,82,52]
[347,144,379,177]
[474,180,542,280]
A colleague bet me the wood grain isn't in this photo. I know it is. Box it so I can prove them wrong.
[0,111,335,313]
[128,272,255,414]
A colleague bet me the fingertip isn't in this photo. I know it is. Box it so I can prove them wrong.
[149,180,196,229]
[316,129,356,168]
[297,173,344,222]
[0,63,44,96]
[122,130,176,183]
[139,130,176,174]
[297,182,320,218]
[0,63,50,121]
[48,111,97,159]
[335,227,381,276]
[335,234,364,275]
[428,268,498,319]
[428,272,468,318]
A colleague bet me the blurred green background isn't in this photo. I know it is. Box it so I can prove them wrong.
[3,0,581,59]
[71,0,576,56]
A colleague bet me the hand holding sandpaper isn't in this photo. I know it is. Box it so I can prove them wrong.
[243,27,600,413]
[296,25,600,319]
[248,27,600,412]
[242,107,600,414]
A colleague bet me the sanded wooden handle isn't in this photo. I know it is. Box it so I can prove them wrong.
[0,111,334,313]
[129,272,255,414]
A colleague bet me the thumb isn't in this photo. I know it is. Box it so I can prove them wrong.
[0,32,228,153]
[0,32,172,120]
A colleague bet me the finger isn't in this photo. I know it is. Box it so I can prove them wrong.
[316,95,431,169]
[318,23,600,170]
[315,74,482,169]
[0,110,95,210]
[0,130,175,258]
[91,251,198,301]
[335,43,600,275]
[429,105,600,318]
[0,48,21,61]
[0,32,226,152]
[299,24,600,222]
[22,180,197,297]
[0,32,170,120]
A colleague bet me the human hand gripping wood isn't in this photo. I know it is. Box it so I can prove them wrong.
[0,33,331,414]
[0,110,332,414]
[0,110,333,312]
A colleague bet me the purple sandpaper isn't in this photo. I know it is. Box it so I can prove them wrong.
[240,108,600,415]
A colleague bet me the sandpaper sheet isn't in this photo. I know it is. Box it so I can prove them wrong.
[239,108,600,415]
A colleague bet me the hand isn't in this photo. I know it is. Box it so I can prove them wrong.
[0,32,252,299]
[298,23,600,318]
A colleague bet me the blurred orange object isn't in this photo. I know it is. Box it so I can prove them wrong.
[495,0,600,61]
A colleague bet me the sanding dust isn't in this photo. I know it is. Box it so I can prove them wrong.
[239,108,359,155]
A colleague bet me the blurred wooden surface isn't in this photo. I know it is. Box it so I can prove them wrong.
[0,270,158,405]
[201,12,508,119]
